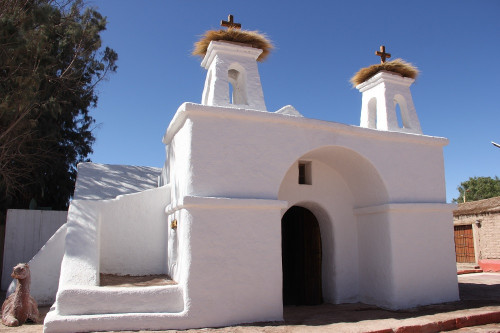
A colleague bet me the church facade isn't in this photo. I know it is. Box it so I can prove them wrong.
[36,28,459,332]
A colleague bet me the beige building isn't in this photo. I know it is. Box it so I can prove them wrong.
[453,196,500,271]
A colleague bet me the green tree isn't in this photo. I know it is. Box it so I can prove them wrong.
[453,176,500,203]
[0,0,117,219]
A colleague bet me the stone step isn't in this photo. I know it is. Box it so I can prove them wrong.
[55,284,184,315]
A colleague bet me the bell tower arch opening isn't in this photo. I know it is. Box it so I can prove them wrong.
[394,94,411,129]
[228,64,248,105]
[367,97,377,129]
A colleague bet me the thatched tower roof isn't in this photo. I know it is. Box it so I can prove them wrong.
[454,196,500,217]
[350,59,419,87]
[193,29,273,62]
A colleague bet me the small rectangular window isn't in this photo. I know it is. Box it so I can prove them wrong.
[298,161,312,185]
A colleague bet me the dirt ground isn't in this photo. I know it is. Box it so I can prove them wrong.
[99,274,176,287]
[0,273,499,333]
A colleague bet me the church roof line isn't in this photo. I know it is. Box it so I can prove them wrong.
[162,102,448,147]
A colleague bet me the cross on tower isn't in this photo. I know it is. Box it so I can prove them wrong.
[221,14,241,29]
[375,45,391,64]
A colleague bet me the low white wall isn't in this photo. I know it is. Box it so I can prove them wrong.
[58,185,171,289]
[73,163,161,200]
[2,209,67,290]
[8,224,67,305]
[100,186,169,275]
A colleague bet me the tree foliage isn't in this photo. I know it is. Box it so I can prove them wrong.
[0,0,117,218]
[453,176,500,203]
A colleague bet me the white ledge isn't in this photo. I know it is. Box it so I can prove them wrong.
[165,196,288,215]
[354,203,456,216]
[356,71,415,92]
[201,41,263,69]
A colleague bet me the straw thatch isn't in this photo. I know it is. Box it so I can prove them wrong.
[193,29,273,62]
[350,59,419,87]
[454,196,500,216]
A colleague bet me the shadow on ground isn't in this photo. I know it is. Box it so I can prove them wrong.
[0,274,499,332]
[236,281,500,328]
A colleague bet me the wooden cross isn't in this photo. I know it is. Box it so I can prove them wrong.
[375,45,391,63]
[221,14,241,29]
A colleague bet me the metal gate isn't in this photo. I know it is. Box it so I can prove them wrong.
[454,225,475,263]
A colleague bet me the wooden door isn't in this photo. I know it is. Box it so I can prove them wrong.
[454,225,475,263]
[282,206,322,305]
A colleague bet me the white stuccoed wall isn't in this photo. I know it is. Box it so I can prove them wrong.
[165,103,446,205]
[99,186,169,275]
[163,102,458,310]
[166,196,287,327]
[2,210,67,290]
[355,204,458,308]
[57,185,170,289]
[45,100,458,332]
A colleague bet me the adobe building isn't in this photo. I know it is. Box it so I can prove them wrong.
[454,196,500,272]
[5,17,459,332]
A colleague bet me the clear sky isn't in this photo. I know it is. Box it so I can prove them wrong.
[87,0,499,203]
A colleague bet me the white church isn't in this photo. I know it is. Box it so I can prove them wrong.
[11,17,459,332]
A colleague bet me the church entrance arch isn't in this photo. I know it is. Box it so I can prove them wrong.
[281,206,322,305]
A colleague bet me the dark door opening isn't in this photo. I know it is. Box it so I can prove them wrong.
[281,206,322,305]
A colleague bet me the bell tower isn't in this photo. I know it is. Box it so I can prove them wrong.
[201,41,266,110]
[354,46,422,134]
[195,15,270,111]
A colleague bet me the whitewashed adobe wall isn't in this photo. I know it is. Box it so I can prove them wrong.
[2,209,66,290]
[163,102,458,310]
[99,186,169,276]
[3,163,164,306]
[164,103,446,204]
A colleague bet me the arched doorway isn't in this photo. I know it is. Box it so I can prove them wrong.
[282,206,322,305]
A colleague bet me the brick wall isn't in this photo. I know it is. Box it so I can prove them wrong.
[454,212,500,260]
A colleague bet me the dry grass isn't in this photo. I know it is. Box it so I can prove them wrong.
[454,196,500,216]
[350,59,419,87]
[193,29,273,62]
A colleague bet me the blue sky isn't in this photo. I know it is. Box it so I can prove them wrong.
[87,0,499,203]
